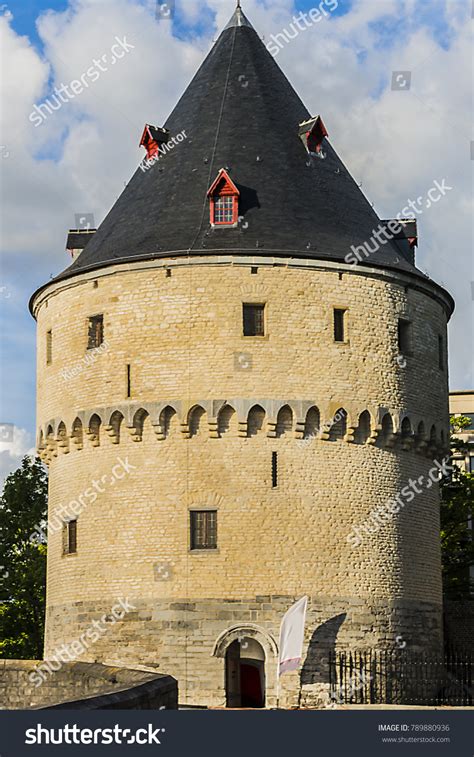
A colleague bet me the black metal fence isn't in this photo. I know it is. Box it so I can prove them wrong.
[328,649,473,706]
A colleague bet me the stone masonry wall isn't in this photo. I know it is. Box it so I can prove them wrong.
[32,258,451,706]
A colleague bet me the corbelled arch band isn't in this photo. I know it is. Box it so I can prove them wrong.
[37,398,449,464]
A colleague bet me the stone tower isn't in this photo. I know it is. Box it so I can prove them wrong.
[31,5,454,708]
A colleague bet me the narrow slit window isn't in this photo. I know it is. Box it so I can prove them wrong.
[64,520,77,555]
[272,451,278,488]
[46,330,52,365]
[126,364,131,398]
[190,511,217,550]
[243,303,265,337]
[334,309,347,343]
[88,314,104,349]
[398,318,412,355]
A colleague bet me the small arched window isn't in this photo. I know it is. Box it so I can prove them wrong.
[207,169,240,227]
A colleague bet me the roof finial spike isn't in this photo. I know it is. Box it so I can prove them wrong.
[224,0,253,30]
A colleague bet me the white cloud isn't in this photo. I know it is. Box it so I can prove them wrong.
[0,426,36,486]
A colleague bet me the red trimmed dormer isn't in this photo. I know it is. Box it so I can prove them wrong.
[207,169,240,227]
[139,124,170,160]
[298,115,328,155]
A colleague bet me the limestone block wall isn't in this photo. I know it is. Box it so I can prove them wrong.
[33,257,450,425]
[31,257,452,707]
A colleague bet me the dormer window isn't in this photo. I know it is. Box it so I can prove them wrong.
[207,169,239,227]
[298,115,328,155]
[139,123,170,160]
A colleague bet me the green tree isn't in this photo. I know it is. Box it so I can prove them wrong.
[440,416,474,599]
[0,456,47,659]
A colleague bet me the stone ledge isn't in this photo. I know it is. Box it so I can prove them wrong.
[0,661,177,711]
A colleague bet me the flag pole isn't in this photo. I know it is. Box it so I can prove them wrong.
[276,661,280,709]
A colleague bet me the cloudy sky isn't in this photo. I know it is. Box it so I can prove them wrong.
[0,0,472,482]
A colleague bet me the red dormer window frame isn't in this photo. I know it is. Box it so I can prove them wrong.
[140,125,159,160]
[207,169,240,227]
[299,115,329,155]
[139,124,170,161]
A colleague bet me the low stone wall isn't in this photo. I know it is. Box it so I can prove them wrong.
[444,601,474,654]
[0,661,177,710]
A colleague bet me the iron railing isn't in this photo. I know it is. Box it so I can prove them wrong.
[328,649,473,706]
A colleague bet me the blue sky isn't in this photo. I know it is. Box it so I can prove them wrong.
[0,0,472,479]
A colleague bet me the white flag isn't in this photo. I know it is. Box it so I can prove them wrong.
[278,596,308,676]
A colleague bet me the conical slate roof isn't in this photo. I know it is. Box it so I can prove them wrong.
[56,5,425,280]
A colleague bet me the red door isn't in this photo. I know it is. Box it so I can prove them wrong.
[240,662,265,708]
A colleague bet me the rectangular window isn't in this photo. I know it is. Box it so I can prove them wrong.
[126,364,131,398]
[64,520,77,555]
[243,303,265,337]
[214,196,234,224]
[438,335,444,370]
[334,309,347,343]
[46,330,52,365]
[87,314,104,349]
[190,510,217,550]
[398,318,412,355]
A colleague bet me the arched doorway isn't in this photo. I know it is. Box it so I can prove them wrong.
[225,638,265,708]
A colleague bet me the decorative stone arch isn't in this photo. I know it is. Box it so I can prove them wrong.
[187,404,208,438]
[217,403,238,437]
[86,413,102,447]
[130,407,150,441]
[44,424,57,461]
[275,404,293,438]
[415,420,428,454]
[428,424,438,457]
[354,410,371,445]
[213,624,279,708]
[247,404,266,437]
[303,406,320,441]
[213,624,278,659]
[85,409,104,428]
[157,404,179,440]
[328,407,348,442]
[400,416,414,450]
[37,429,45,452]
[105,410,124,445]
[70,416,84,450]
[56,420,69,454]
[378,412,397,448]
